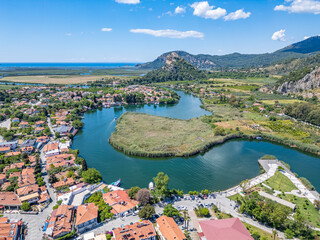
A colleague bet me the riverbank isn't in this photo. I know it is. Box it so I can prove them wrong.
[72,88,320,192]
[108,111,320,158]
[109,112,242,157]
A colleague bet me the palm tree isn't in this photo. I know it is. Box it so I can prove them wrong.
[272,229,278,240]
[182,210,191,231]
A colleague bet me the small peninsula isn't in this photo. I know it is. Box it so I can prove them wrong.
[109,112,237,157]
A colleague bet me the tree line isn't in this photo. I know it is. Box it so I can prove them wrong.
[285,102,320,126]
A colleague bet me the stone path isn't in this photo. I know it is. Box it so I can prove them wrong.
[280,170,317,203]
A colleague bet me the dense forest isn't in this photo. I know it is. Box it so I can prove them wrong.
[135,58,208,84]
[285,102,320,126]
[237,192,314,239]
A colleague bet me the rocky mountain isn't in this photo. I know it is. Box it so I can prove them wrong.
[277,67,320,94]
[136,51,216,69]
[135,52,207,83]
[137,36,320,69]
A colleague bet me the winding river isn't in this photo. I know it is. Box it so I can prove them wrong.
[72,91,320,192]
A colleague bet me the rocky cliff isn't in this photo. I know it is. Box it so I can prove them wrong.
[277,67,320,94]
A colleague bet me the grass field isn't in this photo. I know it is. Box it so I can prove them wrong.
[281,195,320,228]
[243,222,280,240]
[264,171,297,192]
[261,99,305,105]
[1,75,134,84]
[0,84,25,90]
[227,193,242,201]
[109,112,234,157]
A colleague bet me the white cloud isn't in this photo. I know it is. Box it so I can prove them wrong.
[65,33,72,36]
[191,1,227,20]
[275,0,320,14]
[272,29,286,41]
[175,6,186,14]
[101,28,112,32]
[224,9,251,21]
[130,29,204,39]
[115,0,140,4]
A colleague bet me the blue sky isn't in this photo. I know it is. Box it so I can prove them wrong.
[1,0,320,62]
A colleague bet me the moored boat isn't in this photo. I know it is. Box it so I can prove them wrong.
[111,178,121,186]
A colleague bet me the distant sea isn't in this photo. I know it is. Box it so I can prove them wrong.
[0,62,139,69]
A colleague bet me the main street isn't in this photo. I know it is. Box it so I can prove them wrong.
[4,146,57,240]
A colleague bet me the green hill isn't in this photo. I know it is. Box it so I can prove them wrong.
[135,52,207,84]
[137,36,320,69]
[277,36,320,54]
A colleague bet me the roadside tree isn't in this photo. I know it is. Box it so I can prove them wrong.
[135,188,150,206]
[138,205,155,220]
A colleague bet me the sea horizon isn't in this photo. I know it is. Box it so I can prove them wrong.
[0,62,141,69]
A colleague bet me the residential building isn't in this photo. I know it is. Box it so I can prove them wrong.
[0,141,18,150]
[21,139,36,148]
[103,190,139,217]
[198,218,254,240]
[53,125,74,136]
[52,177,75,189]
[12,118,20,123]
[0,174,6,184]
[51,205,74,239]
[0,146,10,153]
[19,121,29,128]
[113,220,156,240]
[16,184,39,204]
[75,203,98,233]
[43,142,60,157]
[0,192,21,210]
[0,217,23,240]
[156,215,186,240]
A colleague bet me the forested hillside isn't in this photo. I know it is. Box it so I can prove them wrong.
[285,102,320,126]
[135,52,207,84]
[136,36,320,70]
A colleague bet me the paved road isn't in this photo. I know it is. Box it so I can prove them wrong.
[4,147,57,240]
[47,117,55,136]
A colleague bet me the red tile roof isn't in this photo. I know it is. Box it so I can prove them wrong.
[0,192,22,207]
[156,215,186,240]
[75,203,98,226]
[113,220,156,240]
[199,218,254,240]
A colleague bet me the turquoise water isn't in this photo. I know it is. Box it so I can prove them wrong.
[72,91,320,192]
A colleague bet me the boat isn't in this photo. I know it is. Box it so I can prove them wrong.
[256,136,262,140]
[111,178,121,187]
[114,117,117,120]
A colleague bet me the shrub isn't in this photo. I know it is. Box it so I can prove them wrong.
[21,201,30,211]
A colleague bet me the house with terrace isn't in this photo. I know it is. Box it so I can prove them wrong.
[0,192,21,210]
[53,125,74,137]
[0,141,18,151]
[103,190,139,217]
[0,217,24,240]
[75,203,98,233]
[113,221,156,240]
[16,184,39,204]
[156,215,186,240]
[43,142,60,157]
[18,121,29,129]
[47,205,75,239]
